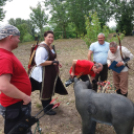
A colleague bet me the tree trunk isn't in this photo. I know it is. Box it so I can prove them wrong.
[63,25,66,39]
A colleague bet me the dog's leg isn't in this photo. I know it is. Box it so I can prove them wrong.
[80,111,96,134]
[113,122,133,134]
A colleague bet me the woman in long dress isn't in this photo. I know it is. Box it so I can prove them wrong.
[30,31,68,115]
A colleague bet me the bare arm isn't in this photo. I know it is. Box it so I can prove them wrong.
[107,51,111,67]
[90,76,95,81]
[70,60,77,78]
[0,74,31,105]
[40,61,53,66]
[88,50,93,61]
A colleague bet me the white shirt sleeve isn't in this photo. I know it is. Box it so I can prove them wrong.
[107,51,112,65]
[35,47,48,66]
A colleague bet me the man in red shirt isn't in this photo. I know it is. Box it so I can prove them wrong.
[65,60,103,90]
[0,25,32,134]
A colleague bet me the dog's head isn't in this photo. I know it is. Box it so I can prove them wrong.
[74,77,90,90]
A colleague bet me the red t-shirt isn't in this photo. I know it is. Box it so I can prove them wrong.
[69,60,96,77]
[0,48,31,107]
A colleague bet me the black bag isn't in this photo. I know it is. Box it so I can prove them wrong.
[8,115,38,134]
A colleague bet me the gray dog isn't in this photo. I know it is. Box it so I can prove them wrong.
[73,77,134,134]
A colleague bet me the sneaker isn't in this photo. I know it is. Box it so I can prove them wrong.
[44,109,57,115]
[65,78,74,87]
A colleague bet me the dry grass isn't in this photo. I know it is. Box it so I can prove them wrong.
[0,37,134,134]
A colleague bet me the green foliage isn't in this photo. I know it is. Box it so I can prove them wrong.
[8,18,25,26]
[8,18,36,41]
[84,12,101,47]
[43,26,51,32]
[66,23,77,38]
[109,27,116,33]
[30,2,48,40]
[114,0,134,35]
[67,0,91,35]
[84,12,124,47]
[117,13,133,35]
[53,23,77,39]
[45,0,69,39]
[0,0,11,22]
[23,33,34,42]
[66,0,114,35]
[43,0,134,39]
[16,23,28,42]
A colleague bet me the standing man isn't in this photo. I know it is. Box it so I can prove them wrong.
[107,42,133,97]
[0,25,32,134]
[88,33,109,91]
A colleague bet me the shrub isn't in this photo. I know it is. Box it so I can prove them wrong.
[23,33,34,42]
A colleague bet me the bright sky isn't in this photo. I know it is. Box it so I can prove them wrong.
[1,0,45,25]
[1,0,116,27]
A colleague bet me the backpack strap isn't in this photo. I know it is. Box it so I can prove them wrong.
[27,43,55,75]
[38,43,50,60]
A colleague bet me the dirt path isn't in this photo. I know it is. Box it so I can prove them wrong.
[0,37,134,134]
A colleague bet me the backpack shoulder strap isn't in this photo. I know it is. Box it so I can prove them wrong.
[38,43,50,60]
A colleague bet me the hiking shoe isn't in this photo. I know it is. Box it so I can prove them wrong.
[44,109,57,115]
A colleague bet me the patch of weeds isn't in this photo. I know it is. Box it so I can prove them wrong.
[56,50,60,54]
[36,103,42,109]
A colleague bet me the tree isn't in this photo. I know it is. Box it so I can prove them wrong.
[8,18,25,26]
[8,18,36,41]
[114,0,134,35]
[84,12,124,47]
[17,23,28,42]
[0,0,12,22]
[45,0,69,38]
[65,0,115,36]
[67,0,91,36]
[89,0,115,28]
[84,12,101,47]
[30,3,48,40]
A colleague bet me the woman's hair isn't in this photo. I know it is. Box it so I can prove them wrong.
[44,31,54,37]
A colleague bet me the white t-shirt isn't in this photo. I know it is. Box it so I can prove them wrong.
[30,42,55,82]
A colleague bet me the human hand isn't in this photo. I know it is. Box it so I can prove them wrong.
[23,95,31,105]
[108,64,111,68]
[116,62,124,67]
[59,63,62,68]
[70,72,75,78]
[97,81,104,86]
[52,60,59,65]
